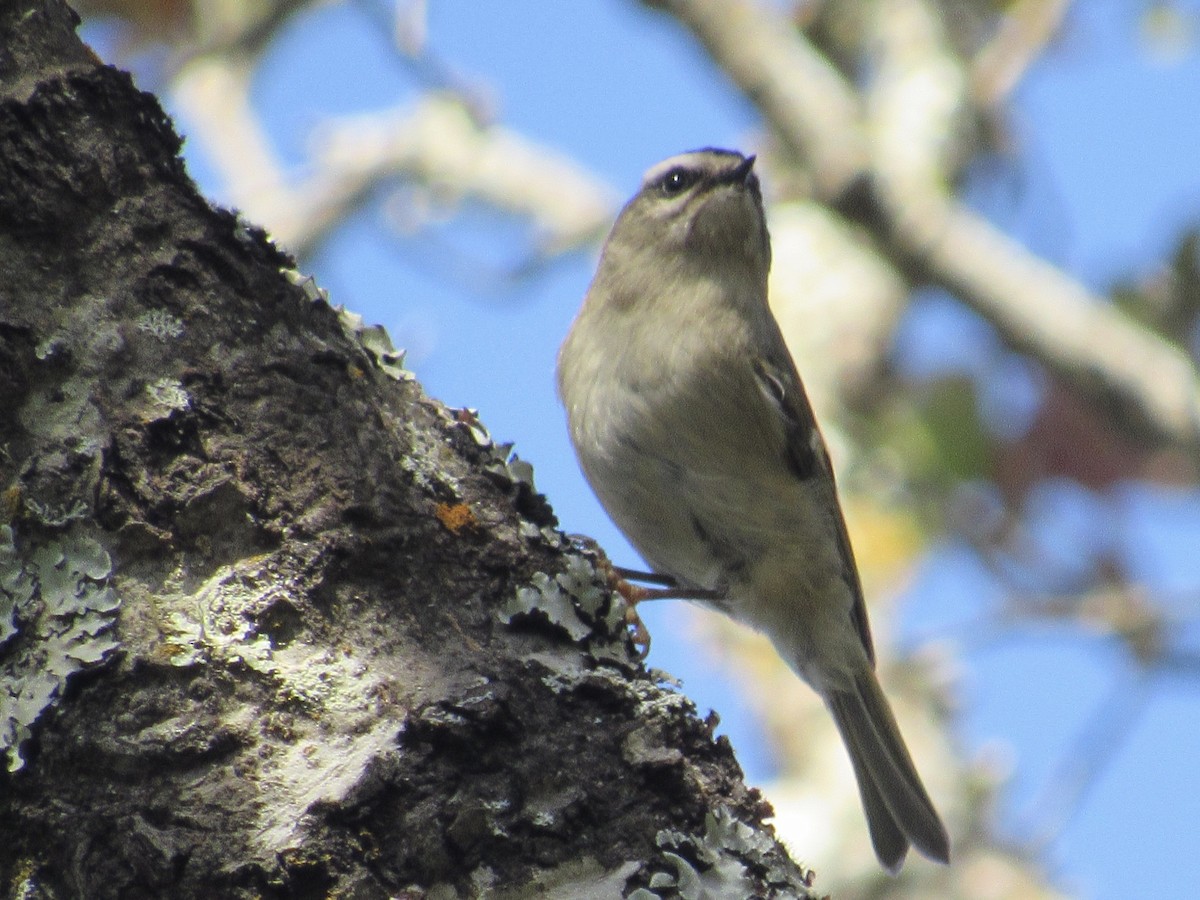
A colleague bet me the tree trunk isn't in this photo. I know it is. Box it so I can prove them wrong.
[0,2,812,897]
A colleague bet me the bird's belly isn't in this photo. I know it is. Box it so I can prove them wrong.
[582,444,732,591]
[582,425,814,592]
[580,411,858,653]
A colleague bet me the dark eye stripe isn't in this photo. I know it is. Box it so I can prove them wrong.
[659,167,699,196]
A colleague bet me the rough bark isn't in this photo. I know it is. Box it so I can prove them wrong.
[0,3,813,898]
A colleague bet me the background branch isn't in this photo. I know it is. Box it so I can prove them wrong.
[645,0,1200,449]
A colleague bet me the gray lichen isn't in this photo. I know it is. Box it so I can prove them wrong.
[398,417,466,497]
[158,557,287,674]
[0,525,121,772]
[150,552,432,854]
[502,550,632,661]
[135,309,185,340]
[628,807,813,900]
[33,336,65,362]
[145,377,191,415]
[283,267,329,305]
[355,321,410,382]
[462,413,541,498]
[286,267,413,382]
[23,497,89,528]
[290,269,412,382]
[463,858,643,900]
[506,571,591,642]
[158,554,385,715]
[401,403,542,508]
[462,408,638,659]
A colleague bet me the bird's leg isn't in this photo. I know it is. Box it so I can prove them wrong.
[613,566,675,587]
[613,567,725,603]
[592,565,654,658]
[608,568,726,659]
[565,536,723,658]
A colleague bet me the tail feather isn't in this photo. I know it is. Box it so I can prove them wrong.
[840,733,909,873]
[827,669,950,869]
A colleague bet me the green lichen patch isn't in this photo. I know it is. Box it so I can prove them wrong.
[506,571,592,642]
[501,550,633,662]
[457,411,541,501]
[283,267,330,305]
[0,525,121,772]
[294,271,411,382]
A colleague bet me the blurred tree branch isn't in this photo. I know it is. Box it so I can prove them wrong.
[174,60,616,261]
[970,0,1072,108]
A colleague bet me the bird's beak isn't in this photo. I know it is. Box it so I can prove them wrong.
[726,154,756,185]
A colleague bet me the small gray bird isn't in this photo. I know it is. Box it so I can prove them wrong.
[557,148,950,872]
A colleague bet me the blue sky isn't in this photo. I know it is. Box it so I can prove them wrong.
[88,1,1200,896]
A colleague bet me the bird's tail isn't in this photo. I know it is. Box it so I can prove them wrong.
[825,667,950,872]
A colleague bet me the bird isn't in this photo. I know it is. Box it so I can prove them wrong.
[556,148,950,872]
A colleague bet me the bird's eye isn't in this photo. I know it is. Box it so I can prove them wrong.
[659,167,699,197]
